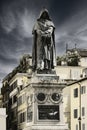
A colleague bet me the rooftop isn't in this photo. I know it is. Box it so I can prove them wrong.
[67,48,87,57]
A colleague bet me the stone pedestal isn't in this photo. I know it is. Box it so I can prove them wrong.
[25,72,68,130]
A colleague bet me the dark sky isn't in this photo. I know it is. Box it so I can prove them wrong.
[0,0,87,85]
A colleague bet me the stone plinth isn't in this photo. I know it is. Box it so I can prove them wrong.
[25,72,68,130]
[31,72,59,83]
[24,124,68,130]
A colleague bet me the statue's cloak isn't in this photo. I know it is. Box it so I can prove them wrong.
[32,9,56,70]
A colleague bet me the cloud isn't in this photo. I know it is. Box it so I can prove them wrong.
[0,8,35,39]
[17,9,36,38]
[55,8,87,54]
[0,0,51,37]
[0,9,16,33]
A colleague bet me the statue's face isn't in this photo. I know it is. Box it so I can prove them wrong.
[41,11,48,19]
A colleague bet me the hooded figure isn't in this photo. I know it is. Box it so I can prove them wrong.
[32,9,56,71]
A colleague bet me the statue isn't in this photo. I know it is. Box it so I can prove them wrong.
[32,9,56,72]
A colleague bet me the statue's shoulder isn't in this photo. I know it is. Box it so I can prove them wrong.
[46,20,55,28]
[32,20,40,33]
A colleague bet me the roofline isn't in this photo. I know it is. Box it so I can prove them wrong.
[8,73,29,84]
[67,77,87,86]
[67,48,87,51]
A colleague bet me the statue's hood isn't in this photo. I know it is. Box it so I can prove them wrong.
[38,8,51,21]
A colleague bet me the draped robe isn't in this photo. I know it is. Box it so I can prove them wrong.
[32,11,56,71]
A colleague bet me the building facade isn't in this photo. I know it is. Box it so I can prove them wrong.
[1,54,32,130]
[70,78,87,130]
[17,74,31,130]
[9,73,30,130]
[56,66,87,81]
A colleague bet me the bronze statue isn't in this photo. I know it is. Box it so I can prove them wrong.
[32,9,56,71]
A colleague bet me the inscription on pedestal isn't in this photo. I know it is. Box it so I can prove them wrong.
[38,105,60,120]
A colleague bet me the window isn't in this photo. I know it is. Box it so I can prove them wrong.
[19,112,26,123]
[4,92,9,101]
[76,124,78,130]
[9,98,12,105]
[74,109,78,118]
[20,85,23,90]
[18,96,22,106]
[10,80,17,91]
[37,93,46,102]
[27,106,32,122]
[10,96,17,105]
[20,113,22,123]
[74,88,78,97]
[11,109,17,119]
[82,107,85,116]
[27,107,32,122]
[82,124,85,130]
[81,86,86,94]
[18,94,25,106]
[51,93,60,101]
[22,112,25,122]
[13,95,17,103]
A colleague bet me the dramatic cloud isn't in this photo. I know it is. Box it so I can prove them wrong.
[17,9,36,38]
[55,7,87,54]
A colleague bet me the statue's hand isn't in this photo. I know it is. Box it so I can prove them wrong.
[37,30,44,35]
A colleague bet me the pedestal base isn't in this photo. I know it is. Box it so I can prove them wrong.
[24,124,68,130]
[25,72,68,130]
